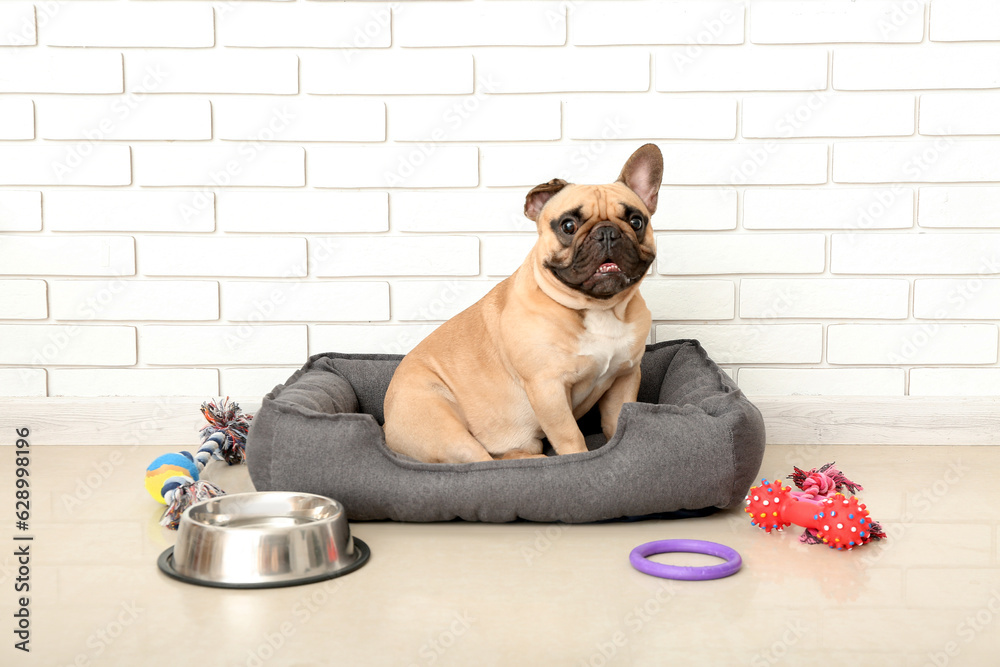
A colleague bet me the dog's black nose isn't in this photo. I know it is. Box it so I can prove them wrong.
[591,224,621,249]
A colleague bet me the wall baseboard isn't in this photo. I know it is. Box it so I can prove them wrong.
[1,396,997,447]
[753,396,999,446]
[1,396,264,448]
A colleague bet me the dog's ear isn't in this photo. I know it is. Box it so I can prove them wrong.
[524,178,569,221]
[617,144,663,215]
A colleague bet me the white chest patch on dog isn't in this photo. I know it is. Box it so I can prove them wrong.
[573,309,635,405]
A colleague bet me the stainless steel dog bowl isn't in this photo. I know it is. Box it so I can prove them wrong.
[157,492,370,589]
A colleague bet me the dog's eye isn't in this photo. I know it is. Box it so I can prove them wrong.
[629,217,644,231]
[560,219,577,235]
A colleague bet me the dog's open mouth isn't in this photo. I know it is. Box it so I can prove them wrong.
[546,257,643,299]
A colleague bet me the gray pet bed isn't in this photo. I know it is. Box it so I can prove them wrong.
[246,340,766,523]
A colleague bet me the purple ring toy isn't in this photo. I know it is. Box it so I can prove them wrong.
[629,539,742,581]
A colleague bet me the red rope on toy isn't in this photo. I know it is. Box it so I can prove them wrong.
[788,461,863,499]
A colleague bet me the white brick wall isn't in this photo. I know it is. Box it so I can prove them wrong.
[310,237,479,277]
[1,0,998,399]
[566,97,736,141]
[311,323,442,356]
[0,50,122,93]
[49,368,218,398]
[220,368,299,398]
[741,94,914,138]
[740,279,909,319]
[641,280,735,320]
[0,280,46,319]
[663,144,828,185]
[0,145,131,186]
[737,368,905,397]
[918,187,1000,228]
[574,1,744,46]
[391,98,561,142]
[139,325,306,365]
[133,145,304,187]
[743,188,914,229]
[750,1,925,44]
[37,97,212,142]
[43,3,214,48]
[302,52,472,95]
[659,234,825,274]
[909,368,1000,396]
[221,281,390,322]
[392,280,498,322]
[214,98,385,143]
[656,47,828,92]
[833,45,1000,90]
[919,93,1000,136]
[656,324,823,364]
[391,191,528,233]
[914,279,1000,319]
[0,369,46,397]
[834,140,1000,183]
[828,324,998,365]
[482,236,535,277]
[478,49,649,93]
[310,145,478,188]
[0,3,36,47]
[395,2,566,47]
[0,325,136,365]
[0,191,41,231]
[124,51,298,95]
[0,99,34,140]
[218,191,388,233]
[137,237,306,278]
[930,0,1000,42]
[654,189,737,230]
[831,234,1000,274]
[45,191,214,233]
[218,3,392,49]
[1,237,135,276]
[482,144,636,186]
[49,280,219,321]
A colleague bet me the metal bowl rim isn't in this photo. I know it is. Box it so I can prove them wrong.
[179,491,347,533]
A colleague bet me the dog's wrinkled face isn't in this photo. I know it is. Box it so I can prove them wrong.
[524,144,663,301]
[539,183,656,299]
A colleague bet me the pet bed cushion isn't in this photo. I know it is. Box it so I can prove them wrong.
[246,339,766,523]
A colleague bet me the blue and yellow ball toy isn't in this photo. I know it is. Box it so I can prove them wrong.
[145,452,201,505]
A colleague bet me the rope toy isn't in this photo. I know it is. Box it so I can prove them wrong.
[789,461,862,500]
[745,462,886,551]
[145,398,253,529]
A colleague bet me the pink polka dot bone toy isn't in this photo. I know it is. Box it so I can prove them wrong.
[745,462,886,551]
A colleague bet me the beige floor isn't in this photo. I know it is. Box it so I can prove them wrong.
[1,443,997,666]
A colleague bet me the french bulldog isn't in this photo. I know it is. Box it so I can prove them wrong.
[383,144,662,463]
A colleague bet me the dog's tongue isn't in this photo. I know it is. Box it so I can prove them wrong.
[596,262,621,274]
